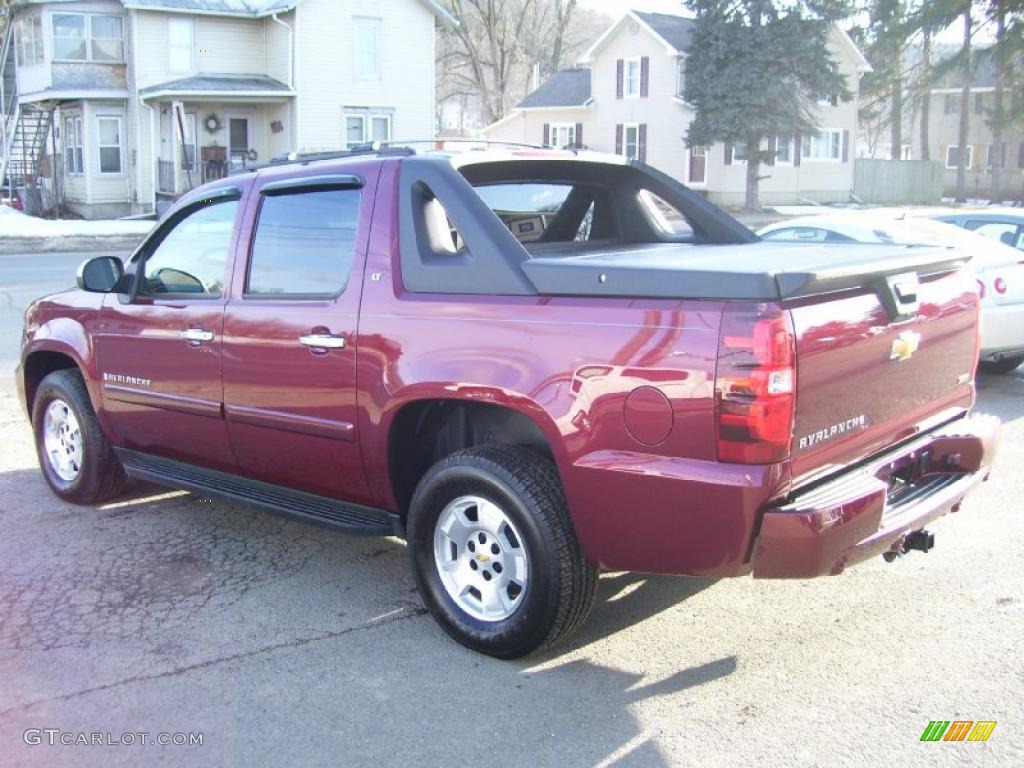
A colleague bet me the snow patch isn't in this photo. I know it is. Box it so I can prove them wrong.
[0,206,154,239]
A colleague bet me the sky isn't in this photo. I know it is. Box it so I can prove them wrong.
[577,1,993,45]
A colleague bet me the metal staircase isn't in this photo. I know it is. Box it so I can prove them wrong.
[1,7,18,199]
[2,10,54,208]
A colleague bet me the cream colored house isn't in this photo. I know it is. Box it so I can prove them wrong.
[905,48,1024,201]
[1,0,452,217]
[483,10,871,208]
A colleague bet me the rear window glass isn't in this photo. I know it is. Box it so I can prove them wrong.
[473,182,598,243]
[247,188,361,296]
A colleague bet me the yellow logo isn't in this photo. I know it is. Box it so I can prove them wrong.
[475,553,489,563]
[891,331,921,362]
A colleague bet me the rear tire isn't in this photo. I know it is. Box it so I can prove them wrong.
[407,445,598,658]
[979,354,1024,375]
[32,369,126,504]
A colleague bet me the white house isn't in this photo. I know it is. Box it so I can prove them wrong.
[1,0,453,218]
[483,10,872,208]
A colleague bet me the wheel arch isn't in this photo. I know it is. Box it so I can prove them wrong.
[382,394,567,517]
[21,347,86,424]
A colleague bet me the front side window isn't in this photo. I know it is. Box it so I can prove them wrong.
[624,58,641,97]
[247,189,361,296]
[168,18,194,73]
[139,200,238,297]
[97,116,123,174]
[16,17,44,66]
[52,13,87,61]
[549,123,576,149]
[64,116,84,175]
[801,131,841,161]
[354,19,380,79]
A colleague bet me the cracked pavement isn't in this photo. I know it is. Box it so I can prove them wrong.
[0,253,1022,767]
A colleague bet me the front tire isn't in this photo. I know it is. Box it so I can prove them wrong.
[32,369,126,504]
[407,445,597,658]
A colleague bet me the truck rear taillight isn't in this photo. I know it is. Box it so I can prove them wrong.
[715,304,796,464]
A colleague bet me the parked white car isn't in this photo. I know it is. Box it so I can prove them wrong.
[758,214,1024,374]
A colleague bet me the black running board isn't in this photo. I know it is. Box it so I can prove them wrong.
[117,449,402,537]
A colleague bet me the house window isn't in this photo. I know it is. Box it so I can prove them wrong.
[15,17,44,66]
[624,58,641,97]
[344,111,392,148]
[52,13,87,60]
[676,57,686,98]
[622,124,639,160]
[549,123,576,149]
[97,116,123,174]
[64,116,84,175]
[801,131,841,162]
[354,19,380,79]
[732,140,748,164]
[168,18,194,74]
[52,12,123,62]
[945,145,973,170]
[1019,142,1024,169]
[775,137,794,165]
[944,93,959,115]
[974,92,986,115]
[987,143,1006,169]
[89,15,124,62]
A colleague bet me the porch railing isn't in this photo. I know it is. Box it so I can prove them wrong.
[157,158,230,196]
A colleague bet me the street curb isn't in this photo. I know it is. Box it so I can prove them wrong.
[0,235,147,255]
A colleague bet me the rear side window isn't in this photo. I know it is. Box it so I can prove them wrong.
[247,188,361,296]
[637,189,693,236]
[140,199,238,296]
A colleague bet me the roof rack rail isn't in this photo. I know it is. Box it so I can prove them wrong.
[266,143,416,166]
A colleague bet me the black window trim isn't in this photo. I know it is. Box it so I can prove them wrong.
[128,185,243,302]
[242,183,364,301]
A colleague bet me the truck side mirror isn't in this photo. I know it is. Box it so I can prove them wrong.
[77,256,125,293]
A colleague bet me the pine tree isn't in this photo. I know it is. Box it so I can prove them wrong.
[683,1,852,210]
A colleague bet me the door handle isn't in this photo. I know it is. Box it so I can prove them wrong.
[179,328,214,343]
[299,333,346,350]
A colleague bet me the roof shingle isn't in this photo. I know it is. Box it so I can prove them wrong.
[517,68,591,109]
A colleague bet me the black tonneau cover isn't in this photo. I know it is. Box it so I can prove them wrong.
[520,241,967,301]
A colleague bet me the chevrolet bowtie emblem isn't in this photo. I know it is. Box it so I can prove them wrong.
[890,331,921,362]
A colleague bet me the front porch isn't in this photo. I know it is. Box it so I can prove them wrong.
[140,74,294,202]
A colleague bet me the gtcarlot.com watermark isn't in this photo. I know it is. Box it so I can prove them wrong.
[24,729,203,747]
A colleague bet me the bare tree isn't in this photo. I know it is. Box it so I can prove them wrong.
[954,3,972,203]
[438,0,602,126]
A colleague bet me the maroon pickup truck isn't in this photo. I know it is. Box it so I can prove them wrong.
[17,147,999,657]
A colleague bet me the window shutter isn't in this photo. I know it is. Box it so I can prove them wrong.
[793,136,802,167]
[575,123,583,148]
[724,144,733,165]
[543,123,550,146]
[638,124,647,162]
[767,137,776,166]
[615,124,623,155]
[616,59,624,99]
[842,130,850,162]
[640,56,650,97]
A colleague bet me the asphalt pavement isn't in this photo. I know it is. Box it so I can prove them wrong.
[0,251,1021,767]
